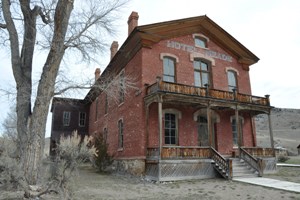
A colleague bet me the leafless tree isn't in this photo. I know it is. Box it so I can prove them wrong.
[0,0,129,191]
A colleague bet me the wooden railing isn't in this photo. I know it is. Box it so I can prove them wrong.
[210,147,232,179]
[146,80,270,106]
[242,147,275,157]
[161,146,211,159]
[240,147,264,176]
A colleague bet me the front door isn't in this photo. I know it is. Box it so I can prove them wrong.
[197,116,209,146]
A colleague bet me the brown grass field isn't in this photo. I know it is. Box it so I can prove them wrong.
[1,157,300,200]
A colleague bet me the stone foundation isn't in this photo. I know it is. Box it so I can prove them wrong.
[112,159,145,175]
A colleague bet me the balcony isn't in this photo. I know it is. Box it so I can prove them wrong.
[146,80,270,107]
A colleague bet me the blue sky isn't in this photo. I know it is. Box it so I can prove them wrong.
[1,0,300,136]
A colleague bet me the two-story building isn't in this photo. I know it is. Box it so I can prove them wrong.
[50,12,276,181]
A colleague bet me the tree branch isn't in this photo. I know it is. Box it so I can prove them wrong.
[0,23,7,28]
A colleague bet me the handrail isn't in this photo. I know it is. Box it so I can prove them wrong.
[240,147,264,176]
[146,80,270,106]
[210,147,232,179]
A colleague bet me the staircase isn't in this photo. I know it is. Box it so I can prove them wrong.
[232,158,258,178]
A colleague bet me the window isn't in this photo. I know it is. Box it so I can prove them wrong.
[197,116,209,146]
[195,37,207,48]
[119,71,125,104]
[79,112,86,127]
[164,113,177,145]
[231,117,243,146]
[63,111,71,126]
[194,59,210,87]
[103,128,108,143]
[118,119,123,148]
[227,70,237,92]
[163,57,176,83]
[105,94,108,114]
[95,98,99,121]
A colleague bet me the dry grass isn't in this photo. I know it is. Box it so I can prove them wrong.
[1,163,300,200]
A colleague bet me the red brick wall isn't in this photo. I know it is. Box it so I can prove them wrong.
[141,34,252,94]
[89,32,256,158]
[89,50,147,159]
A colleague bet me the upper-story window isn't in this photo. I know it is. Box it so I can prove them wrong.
[195,37,207,48]
[227,70,238,92]
[194,59,210,87]
[163,57,176,83]
[63,111,71,126]
[79,112,86,127]
[119,71,125,104]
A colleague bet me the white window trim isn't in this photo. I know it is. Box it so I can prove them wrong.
[160,53,179,63]
[225,67,239,76]
[190,52,215,66]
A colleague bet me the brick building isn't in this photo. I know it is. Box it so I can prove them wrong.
[50,12,276,181]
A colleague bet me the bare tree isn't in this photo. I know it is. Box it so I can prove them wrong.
[0,0,128,189]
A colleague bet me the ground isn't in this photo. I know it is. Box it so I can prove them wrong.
[1,158,300,200]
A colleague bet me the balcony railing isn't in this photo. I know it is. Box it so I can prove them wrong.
[146,80,270,106]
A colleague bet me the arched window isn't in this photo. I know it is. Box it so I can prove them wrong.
[227,70,238,92]
[194,59,210,87]
[163,57,176,83]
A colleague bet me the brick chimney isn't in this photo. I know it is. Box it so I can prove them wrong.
[95,68,101,82]
[127,11,139,35]
[110,41,119,60]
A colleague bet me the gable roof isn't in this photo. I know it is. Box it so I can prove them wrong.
[84,15,259,102]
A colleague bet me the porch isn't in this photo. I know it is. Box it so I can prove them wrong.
[144,78,276,181]
[145,146,276,181]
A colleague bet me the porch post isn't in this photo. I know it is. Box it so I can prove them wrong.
[158,96,163,181]
[207,102,213,147]
[145,104,149,154]
[235,106,241,149]
[267,112,275,156]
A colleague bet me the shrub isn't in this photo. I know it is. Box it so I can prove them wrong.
[93,134,114,172]
[277,155,290,163]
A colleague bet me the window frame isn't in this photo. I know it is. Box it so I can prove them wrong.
[79,112,86,127]
[119,71,125,104]
[163,56,176,83]
[193,59,211,87]
[194,36,208,48]
[164,113,178,145]
[103,127,108,143]
[227,70,238,92]
[63,111,71,126]
[118,119,124,149]
[231,116,244,147]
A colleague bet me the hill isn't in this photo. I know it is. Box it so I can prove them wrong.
[255,108,300,154]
